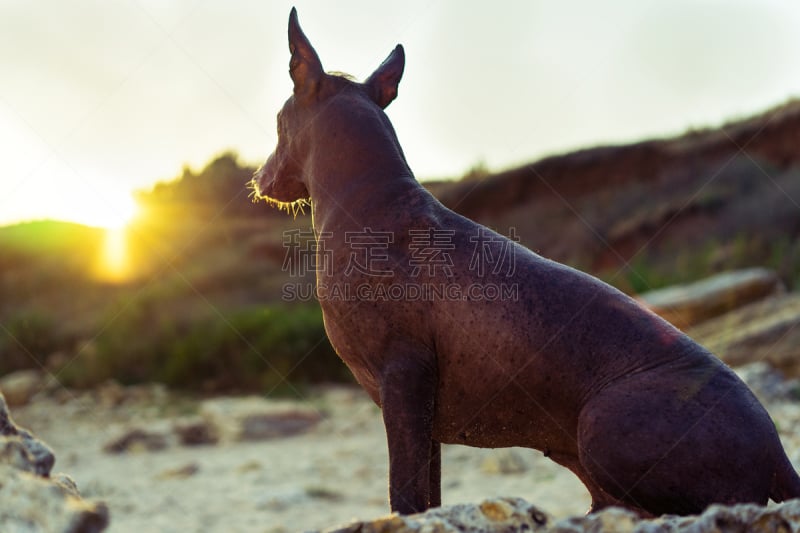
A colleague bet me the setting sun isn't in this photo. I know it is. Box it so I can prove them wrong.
[97,226,132,283]
[72,192,140,231]
[88,193,140,283]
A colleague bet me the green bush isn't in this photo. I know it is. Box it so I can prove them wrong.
[60,301,350,393]
[0,311,62,375]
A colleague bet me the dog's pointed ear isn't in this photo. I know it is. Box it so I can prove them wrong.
[365,45,405,109]
[288,7,323,98]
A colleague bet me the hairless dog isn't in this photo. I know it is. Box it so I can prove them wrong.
[252,8,800,517]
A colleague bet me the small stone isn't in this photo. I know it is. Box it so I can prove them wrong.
[102,428,169,454]
[94,379,127,407]
[156,462,200,480]
[305,486,344,501]
[200,396,322,442]
[52,473,80,497]
[236,460,263,474]
[173,416,218,446]
[480,449,529,475]
[480,499,512,521]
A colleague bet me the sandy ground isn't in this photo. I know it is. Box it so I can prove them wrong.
[11,384,800,533]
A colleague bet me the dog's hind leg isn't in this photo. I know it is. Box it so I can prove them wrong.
[548,451,643,516]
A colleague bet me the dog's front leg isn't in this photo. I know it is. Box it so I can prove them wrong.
[379,355,437,514]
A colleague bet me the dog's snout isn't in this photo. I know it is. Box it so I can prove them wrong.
[254,153,276,196]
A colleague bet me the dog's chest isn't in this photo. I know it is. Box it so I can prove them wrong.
[319,301,385,400]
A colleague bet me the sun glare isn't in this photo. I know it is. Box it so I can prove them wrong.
[91,194,140,283]
[99,227,131,282]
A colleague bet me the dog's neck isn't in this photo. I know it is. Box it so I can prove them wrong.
[305,95,422,231]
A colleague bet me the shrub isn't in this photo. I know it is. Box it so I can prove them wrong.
[60,300,349,393]
[0,311,62,375]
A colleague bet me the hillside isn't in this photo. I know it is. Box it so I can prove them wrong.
[437,99,800,218]
[433,99,800,291]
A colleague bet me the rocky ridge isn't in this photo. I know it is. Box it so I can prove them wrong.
[0,392,109,533]
[322,497,800,533]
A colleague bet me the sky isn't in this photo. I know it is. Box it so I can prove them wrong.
[1,0,799,228]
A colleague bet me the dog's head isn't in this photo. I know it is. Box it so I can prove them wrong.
[250,8,405,214]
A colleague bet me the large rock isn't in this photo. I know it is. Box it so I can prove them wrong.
[199,396,322,442]
[1,393,55,476]
[0,393,109,532]
[550,500,800,532]
[0,464,109,533]
[321,497,800,532]
[0,369,44,407]
[325,497,548,532]
[638,268,784,329]
[689,292,800,376]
